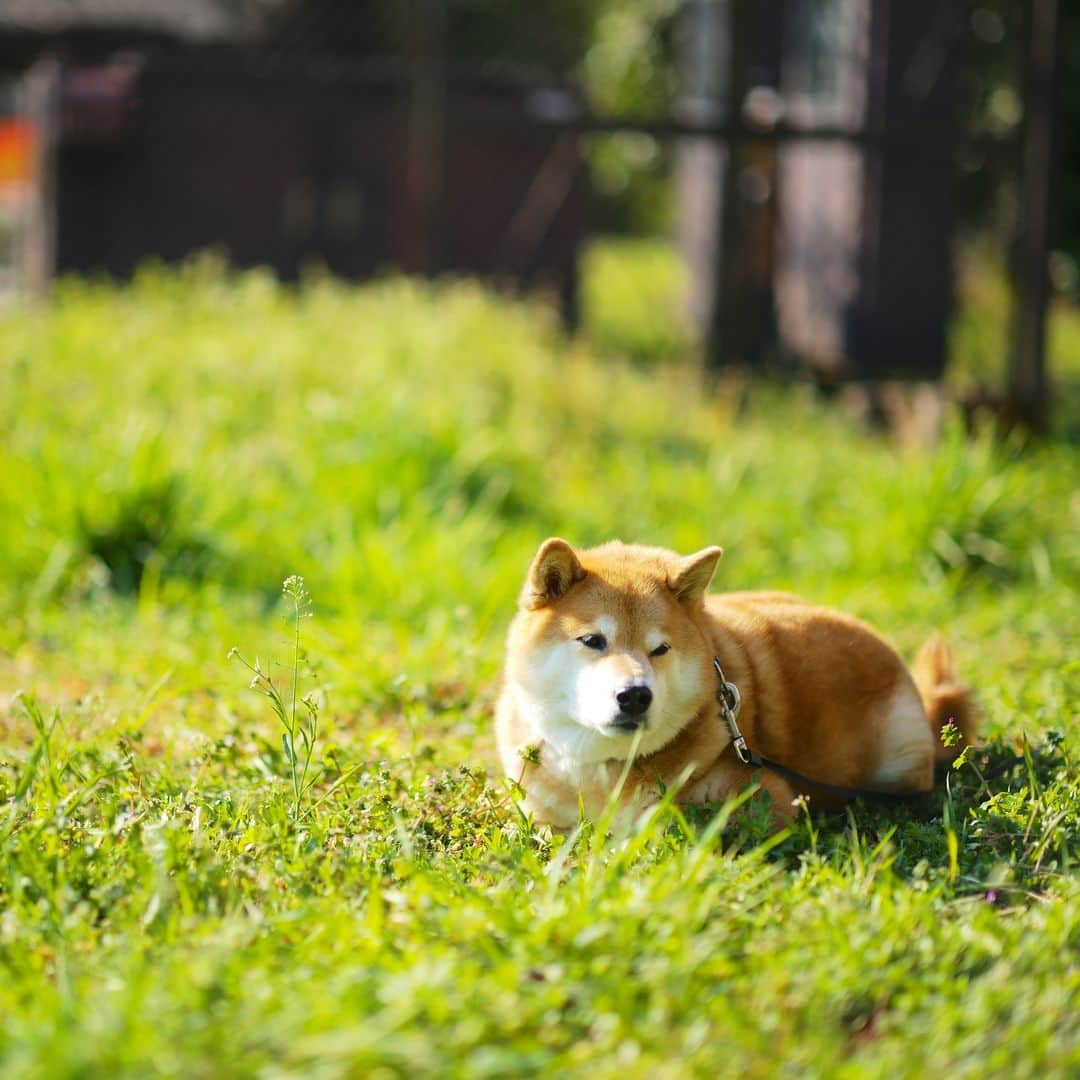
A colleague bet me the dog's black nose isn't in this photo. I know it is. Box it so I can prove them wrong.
[616,685,653,716]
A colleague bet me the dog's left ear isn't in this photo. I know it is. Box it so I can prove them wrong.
[668,546,723,605]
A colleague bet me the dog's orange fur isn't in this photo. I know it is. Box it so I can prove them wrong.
[496,540,975,828]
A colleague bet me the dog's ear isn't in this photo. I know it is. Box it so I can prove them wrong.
[668,546,723,605]
[521,538,586,609]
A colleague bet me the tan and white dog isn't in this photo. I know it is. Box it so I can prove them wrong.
[496,539,975,829]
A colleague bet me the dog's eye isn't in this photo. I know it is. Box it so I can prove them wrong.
[650,643,671,657]
[577,634,607,651]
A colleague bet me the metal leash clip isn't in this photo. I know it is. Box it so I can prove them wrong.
[712,657,751,764]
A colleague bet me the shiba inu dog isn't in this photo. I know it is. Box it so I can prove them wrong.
[496,539,975,829]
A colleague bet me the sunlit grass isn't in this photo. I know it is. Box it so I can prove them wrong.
[0,257,1076,1076]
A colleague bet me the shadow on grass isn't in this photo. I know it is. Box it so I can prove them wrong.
[683,734,1075,899]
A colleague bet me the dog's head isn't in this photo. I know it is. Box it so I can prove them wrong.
[504,539,721,763]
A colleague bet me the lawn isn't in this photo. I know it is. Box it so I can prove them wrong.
[0,252,1077,1077]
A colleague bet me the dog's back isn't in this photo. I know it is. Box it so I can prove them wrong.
[705,592,974,797]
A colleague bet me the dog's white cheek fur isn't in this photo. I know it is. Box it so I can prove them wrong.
[646,650,705,752]
[512,640,600,762]
[662,651,705,721]
[516,639,577,720]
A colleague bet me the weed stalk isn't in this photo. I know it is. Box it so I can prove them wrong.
[230,576,321,822]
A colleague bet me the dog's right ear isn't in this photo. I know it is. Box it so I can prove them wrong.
[520,538,586,609]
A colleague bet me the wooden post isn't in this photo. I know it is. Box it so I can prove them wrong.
[15,60,60,298]
[403,0,447,275]
[1008,0,1063,430]
[705,0,750,371]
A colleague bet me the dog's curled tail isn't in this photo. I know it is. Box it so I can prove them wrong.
[912,633,977,763]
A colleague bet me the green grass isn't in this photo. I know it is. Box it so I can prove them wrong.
[0,254,1078,1077]
[580,236,692,364]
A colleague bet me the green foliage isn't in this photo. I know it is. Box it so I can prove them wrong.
[230,576,331,823]
[0,258,1077,1076]
[581,236,692,364]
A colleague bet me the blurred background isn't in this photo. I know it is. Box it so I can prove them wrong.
[0,0,1075,428]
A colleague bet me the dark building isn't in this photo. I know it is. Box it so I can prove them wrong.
[1,1,587,318]
[0,0,265,71]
